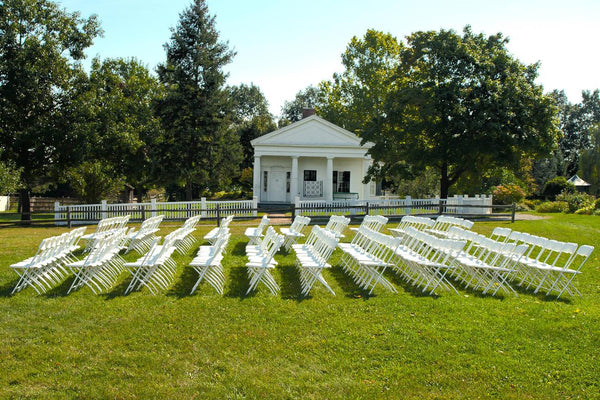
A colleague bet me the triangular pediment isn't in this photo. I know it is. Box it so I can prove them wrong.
[252,115,368,148]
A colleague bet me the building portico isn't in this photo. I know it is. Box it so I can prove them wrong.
[251,115,375,203]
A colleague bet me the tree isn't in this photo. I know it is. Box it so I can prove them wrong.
[0,158,21,195]
[279,85,321,126]
[229,83,276,169]
[154,0,241,200]
[363,27,559,199]
[66,161,124,203]
[0,0,101,218]
[579,124,600,195]
[318,30,402,134]
[76,57,163,201]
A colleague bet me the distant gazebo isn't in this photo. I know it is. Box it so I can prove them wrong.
[567,175,591,193]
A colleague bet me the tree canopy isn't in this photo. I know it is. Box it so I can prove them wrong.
[318,29,402,134]
[0,0,101,215]
[363,26,559,198]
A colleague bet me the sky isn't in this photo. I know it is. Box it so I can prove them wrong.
[59,0,600,117]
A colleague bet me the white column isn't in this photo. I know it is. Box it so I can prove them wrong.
[325,156,334,201]
[253,155,261,201]
[291,156,299,202]
[363,156,372,200]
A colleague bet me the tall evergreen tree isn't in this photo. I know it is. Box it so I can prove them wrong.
[154,0,241,200]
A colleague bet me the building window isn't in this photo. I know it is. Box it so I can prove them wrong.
[303,170,317,181]
[333,170,351,193]
[263,171,268,192]
[286,172,291,193]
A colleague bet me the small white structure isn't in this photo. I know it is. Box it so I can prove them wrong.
[251,115,375,203]
[567,175,591,192]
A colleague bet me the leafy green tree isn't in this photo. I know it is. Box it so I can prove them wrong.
[364,27,559,199]
[0,0,101,218]
[77,57,164,201]
[319,30,402,134]
[154,0,241,200]
[0,158,21,195]
[279,85,321,126]
[67,161,124,203]
[579,124,600,194]
[229,83,276,169]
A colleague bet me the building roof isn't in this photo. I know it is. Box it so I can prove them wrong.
[567,175,591,187]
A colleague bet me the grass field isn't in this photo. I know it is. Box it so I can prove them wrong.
[0,214,598,399]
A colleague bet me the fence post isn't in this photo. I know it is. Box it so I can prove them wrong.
[291,203,295,220]
[54,201,60,226]
[141,204,146,221]
[101,200,107,220]
[216,204,221,227]
[151,198,157,218]
[252,196,258,217]
[365,202,370,216]
[511,203,516,223]
[201,197,207,218]
[67,206,72,229]
[405,195,412,215]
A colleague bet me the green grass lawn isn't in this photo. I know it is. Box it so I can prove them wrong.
[0,214,598,399]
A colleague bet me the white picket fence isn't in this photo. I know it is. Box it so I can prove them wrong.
[54,197,258,225]
[294,195,493,217]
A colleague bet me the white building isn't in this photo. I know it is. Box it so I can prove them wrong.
[251,114,376,204]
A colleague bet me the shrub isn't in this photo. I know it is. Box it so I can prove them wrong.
[556,191,595,213]
[536,201,568,213]
[492,184,526,205]
[542,176,575,200]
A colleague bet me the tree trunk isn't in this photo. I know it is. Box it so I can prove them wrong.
[440,162,450,199]
[185,181,193,201]
[19,188,31,221]
[439,162,449,214]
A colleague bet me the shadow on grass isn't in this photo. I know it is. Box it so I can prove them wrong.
[385,268,442,299]
[277,264,306,301]
[0,278,20,297]
[328,265,372,299]
[225,266,254,299]
[167,265,199,298]
[101,277,134,300]
[42,276,76,298]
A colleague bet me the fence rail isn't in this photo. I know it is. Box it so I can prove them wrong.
[53,198,257,226]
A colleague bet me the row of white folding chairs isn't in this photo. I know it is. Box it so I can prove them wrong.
[339,227,401,294]
[446,231,528,296]
[293,225,339,296]
[389,215,435,239]
[123,234,179,295]
[67,228,128,294]
[426,215,474,238]
[10,227,87,294]
[204,215,234,244]
[81,215,130,252]
[245,226,284,295]
[350,215,388,233]
[449,226,594,298]
[188,230,230,295]
[124,215,164,254]
[391,227,466,295]
[245,215,269,245]
[503,230,593,299]
[280,215,311,251]
[324,215,351,238]
[166,215,202,255]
